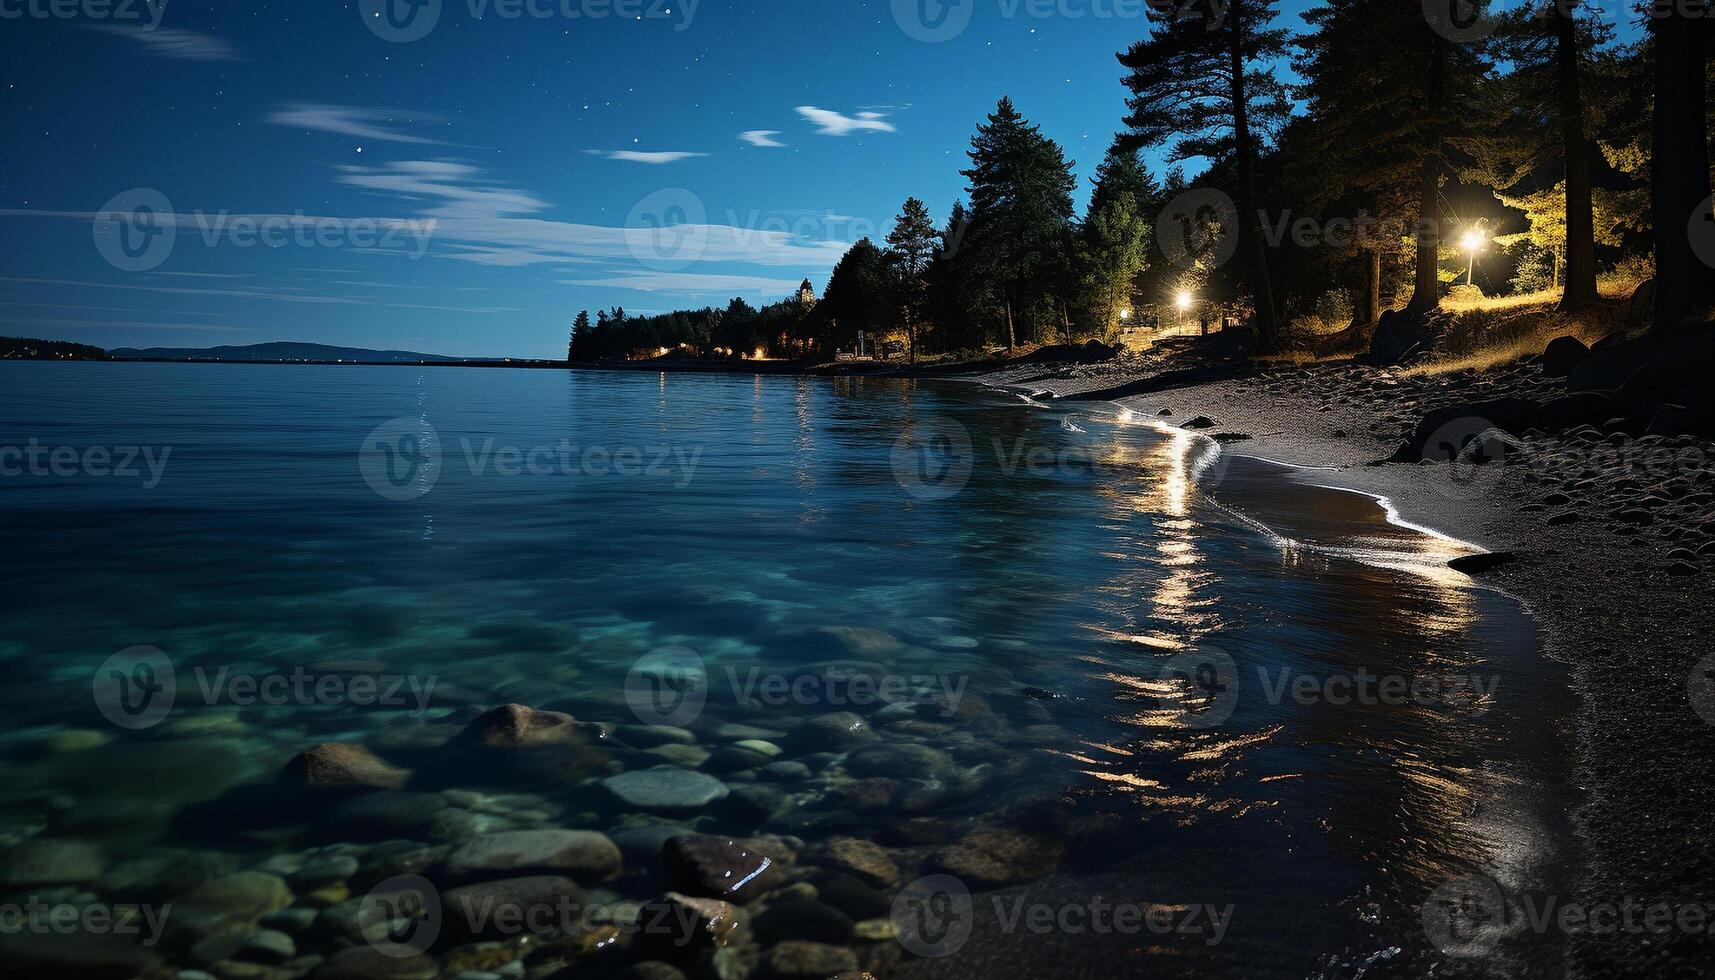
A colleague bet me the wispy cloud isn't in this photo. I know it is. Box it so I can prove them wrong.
[563,273,807,295]
[334,160,548,219]
[584,150,709,164]
[267,103,443,145]
[0,278,516,314]
[796,106,896,136]
[740,131,785,148]
[91,26,241,61]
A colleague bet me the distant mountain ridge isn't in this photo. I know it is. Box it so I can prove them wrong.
[108,342,494,363]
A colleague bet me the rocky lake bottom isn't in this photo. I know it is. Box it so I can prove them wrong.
[0,363,1574,979]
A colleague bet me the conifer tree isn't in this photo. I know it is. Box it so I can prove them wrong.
[884,197,940,363]
[1119,0,1291,344]
[960,97,1078,350]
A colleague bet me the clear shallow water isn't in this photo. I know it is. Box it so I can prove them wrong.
[0,363,1570,978]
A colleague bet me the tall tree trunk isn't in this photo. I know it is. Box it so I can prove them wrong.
[1353,250,1382,326]
[1556,1,1599,308]
[1409,41,1448,312]
[905,308,916,365]
[1650,12,1713,331]
[1229,0,1280,348]
[1004,296,1016,351]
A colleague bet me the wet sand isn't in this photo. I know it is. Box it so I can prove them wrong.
[972,355,1715,977]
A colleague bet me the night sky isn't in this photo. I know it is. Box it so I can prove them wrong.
[0,0,1639,358]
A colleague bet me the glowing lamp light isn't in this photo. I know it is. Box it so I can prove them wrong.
[1461,228,1486,253]
[1175,290,1194,312]
[1119,308,1133,322]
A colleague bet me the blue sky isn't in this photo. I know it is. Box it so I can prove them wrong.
[0,0,1640,358]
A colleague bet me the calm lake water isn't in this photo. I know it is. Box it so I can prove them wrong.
[0,362,1571,978]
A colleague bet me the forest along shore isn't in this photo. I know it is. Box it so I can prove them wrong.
[969,333,1715,978]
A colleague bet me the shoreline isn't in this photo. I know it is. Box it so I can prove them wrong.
[967,354,1714,978]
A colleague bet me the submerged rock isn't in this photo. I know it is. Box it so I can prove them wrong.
[820,837,898,888]
[284,743,410,790]
[459,703,598,748]
[441,874,582,941]
[930,826,1063,888]
[0,838,106,888]
[760,940,859,978]
[311,947,439,980]
[842,743,951,779]
[634,892,741,961]
[445,829,622,882]
[662,835,784,904]
[791,712,875,752]
[602,768,730,810]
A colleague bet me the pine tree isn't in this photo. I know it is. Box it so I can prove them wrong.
[568,309,592,362]
[1293,0,1490,315]
[1082,191,1150,337]
[1470,2,1611,309]
[1088,137,1161,221]
[817,238,893,353]
[960,97,1078,350]
[1118,0,1291,345]
[884,197,940,363]
[1649,8,1713,330]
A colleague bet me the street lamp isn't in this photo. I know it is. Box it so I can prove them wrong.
[1175,289,1194,312]
[1460,226,1486,287]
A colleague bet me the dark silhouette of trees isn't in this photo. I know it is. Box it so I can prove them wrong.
[884,197,940,364]
[960,97,1078,351]
[1119,0,1291,345]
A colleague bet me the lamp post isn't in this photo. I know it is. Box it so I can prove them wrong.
[1460,227,1486,287]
